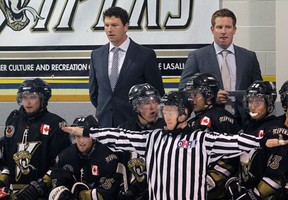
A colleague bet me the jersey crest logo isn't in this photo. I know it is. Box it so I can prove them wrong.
[13,128,41,181]
[40,124,50,135]
[127,157,146,182]
[5,125,15,137]
[0,0,44,31]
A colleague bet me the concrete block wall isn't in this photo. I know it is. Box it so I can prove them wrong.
[222,0,276,78]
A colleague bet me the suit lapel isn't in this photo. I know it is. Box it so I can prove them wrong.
[102,44,112,89]
[234,45,242,90]
[207,45,223,87]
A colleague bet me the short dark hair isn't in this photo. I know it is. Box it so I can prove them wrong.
[103,6,129,25]
[211,8,237,27]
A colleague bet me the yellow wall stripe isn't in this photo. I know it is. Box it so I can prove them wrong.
[0,75,277,102]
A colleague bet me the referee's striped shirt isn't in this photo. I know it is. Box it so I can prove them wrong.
[87,126,263,200]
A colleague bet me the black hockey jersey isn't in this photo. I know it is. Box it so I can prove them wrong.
[1,107,71,187]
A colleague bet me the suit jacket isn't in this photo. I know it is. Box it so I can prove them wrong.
[89,39,164,128]
[179,43,262,126]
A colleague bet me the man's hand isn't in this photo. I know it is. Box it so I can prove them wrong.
[61,127,84,137]
[266,138,288,148]
[216,90,229,104]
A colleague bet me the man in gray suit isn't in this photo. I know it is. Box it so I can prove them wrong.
[179,8,262,127]
[89,6,164,128]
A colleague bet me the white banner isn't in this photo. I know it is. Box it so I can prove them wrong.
[0,0,218,46]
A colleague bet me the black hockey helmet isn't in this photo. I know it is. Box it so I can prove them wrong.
[72,115,100,129]
[279,80,288,111]
[243,80,277,113]
[17,78,51,107]
[71,115,100,157]
[128,83,161,111]
[184,73,220,104]
[160,91,193,117]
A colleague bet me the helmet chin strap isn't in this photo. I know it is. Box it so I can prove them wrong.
[170,112,187,131]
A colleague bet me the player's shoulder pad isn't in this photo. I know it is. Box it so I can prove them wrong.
[5,109,19,124]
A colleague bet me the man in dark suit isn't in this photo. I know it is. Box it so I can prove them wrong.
[89,6,164,128]
[179,8,262,127]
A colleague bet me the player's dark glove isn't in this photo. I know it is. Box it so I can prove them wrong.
[50,168,76,190]
[0,187,11,199]
[14,178,48,200]
[49,186,76,200]
[225,177,261,200]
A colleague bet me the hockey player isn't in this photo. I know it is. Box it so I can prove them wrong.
[118,83,165,200]
[0,78,71,199]
[271,80,288,199]
[48,115,121,200]
[185,73,241,135]
[184,73,242,200]
[278,80,288,124]
[243,80,278,137]
[226,80,285,199]
[62,91,288,200]
[120,83,165,130]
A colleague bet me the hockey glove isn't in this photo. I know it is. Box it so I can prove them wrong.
[50,168,76,190]
[14,178,48,200]
[225,177,261,200]
[49,186,76,200]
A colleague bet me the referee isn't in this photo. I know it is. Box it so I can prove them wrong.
[62,91,288,200]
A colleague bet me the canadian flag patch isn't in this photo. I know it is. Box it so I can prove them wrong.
[40,124,50,135]
[91,165,99,176]
[258,130,265,138]
[200,116,211,128]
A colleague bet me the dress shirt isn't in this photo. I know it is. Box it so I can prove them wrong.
[108,37,130,77]
[214,43,236,91]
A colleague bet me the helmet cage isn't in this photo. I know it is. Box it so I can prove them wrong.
[17,78,51,107]
[17,91,43,105]
[131,95,160,112]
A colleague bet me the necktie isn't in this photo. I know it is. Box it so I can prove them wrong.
[221,50,231,91]
[221,50,234,114]
[110,47,119,91]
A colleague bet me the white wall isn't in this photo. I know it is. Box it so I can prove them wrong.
[222,0,276,77]
[276,1,288,94]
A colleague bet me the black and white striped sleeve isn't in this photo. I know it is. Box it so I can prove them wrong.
[87,127,151,157]
[205,131,264,163]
